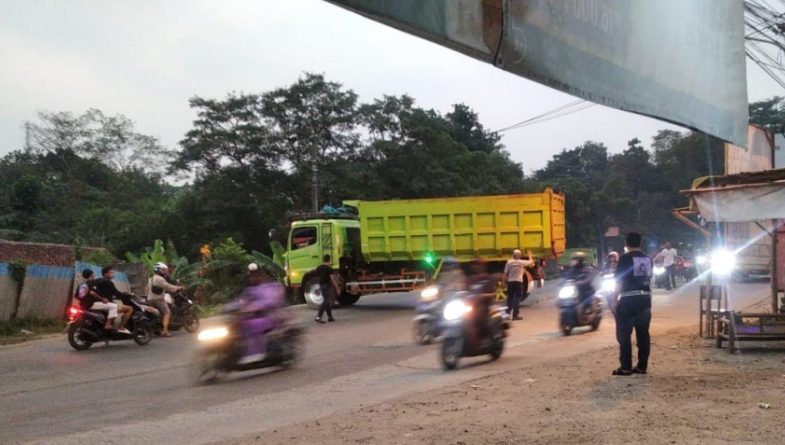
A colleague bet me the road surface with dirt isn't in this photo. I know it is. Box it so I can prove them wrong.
[1,280,777,444]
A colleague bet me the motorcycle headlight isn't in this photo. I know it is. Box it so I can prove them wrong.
[601,277,616,293]
[558,285,577,299]
[443,300,470,321]
[710,249,736,277]
[653,266,665,276]
[420,286,439,302]
[197,326,229,342]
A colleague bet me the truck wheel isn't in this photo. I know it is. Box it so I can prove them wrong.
[302,277,323,310]
[337,292,360,306]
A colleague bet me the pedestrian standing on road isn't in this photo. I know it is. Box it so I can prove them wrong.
[503,249,534,320]
[612,232,653,376]
[655,242,678,290]
[315,254,340,324]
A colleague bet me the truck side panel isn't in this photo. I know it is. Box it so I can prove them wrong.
[354,189,565,263]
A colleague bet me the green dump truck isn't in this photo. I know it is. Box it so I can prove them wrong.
[280,189,566,308]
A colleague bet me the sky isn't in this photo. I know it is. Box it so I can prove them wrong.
[0,0,782,173]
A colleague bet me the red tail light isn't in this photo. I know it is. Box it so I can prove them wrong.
[68,305,81,320]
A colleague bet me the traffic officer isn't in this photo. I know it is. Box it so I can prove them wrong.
[612,231,652,376]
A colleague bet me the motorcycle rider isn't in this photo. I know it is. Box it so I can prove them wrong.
[604,251,620,274]
[90,266,133,334]
[466,257,496,341]
[437,257,467,295]
[562,252,597,313]
[235,263,286,364]
[76,269,122,332]
[147,262,183,337]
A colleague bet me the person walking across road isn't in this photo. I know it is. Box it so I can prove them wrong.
[503,249,534,320]
[612,232,653,376]
[315,254,340,323]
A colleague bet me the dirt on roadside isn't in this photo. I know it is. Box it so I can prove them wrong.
[227,327,785,445]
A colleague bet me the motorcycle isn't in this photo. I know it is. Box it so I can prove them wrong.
[597,273,618,313]
[66,294,155,351]
[653,265,668,288]
[412,285,443,345]
[439,291,509,370]
[149,290,199,334]
[556,280,602,336]
[190,309,304,384]
[681,258,698,281]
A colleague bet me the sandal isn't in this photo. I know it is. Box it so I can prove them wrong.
[161,331,171,337]
[612,368,633,376]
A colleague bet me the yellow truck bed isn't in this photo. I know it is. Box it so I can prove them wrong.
[345,188,565,263]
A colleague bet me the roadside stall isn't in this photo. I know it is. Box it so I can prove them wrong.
[679,168,785,352]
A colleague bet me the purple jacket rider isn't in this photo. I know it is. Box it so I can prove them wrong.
[237,280,285,359]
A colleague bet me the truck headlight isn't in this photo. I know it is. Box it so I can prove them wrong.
[443,300,470,321]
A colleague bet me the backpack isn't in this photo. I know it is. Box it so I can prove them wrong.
[74,282,90,300]
[149,277,164,296]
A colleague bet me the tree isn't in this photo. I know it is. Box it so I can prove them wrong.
[174,93,274,173]
[27,109,171,175]
[0,110,175,253]
[749,96,785,132]
[261,73,359,172]
[445,103,502,154]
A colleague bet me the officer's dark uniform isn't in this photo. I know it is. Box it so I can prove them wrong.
[614,250,653,373]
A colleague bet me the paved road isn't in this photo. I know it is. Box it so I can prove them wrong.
[0,280,770,445]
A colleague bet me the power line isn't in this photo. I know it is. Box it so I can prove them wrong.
[494,100,588,133]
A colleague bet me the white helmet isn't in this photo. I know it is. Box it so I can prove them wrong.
[154,262,168,274]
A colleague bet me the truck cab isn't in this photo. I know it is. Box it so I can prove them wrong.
[284,217,361,301]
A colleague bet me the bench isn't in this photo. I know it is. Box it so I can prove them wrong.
[716,311,785,353]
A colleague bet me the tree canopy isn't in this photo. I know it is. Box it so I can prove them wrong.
[0,73,779,261]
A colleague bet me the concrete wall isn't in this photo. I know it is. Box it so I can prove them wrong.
[0,263,19,322]
[16,264,74,320]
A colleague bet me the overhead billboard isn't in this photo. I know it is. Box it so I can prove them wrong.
[327,0,748,146]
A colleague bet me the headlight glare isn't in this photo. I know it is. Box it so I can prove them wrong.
[710,249,737,276]
[558,285,577,299]
[420,286,439,302]
[443,300,470,321]
[197,326,229,341]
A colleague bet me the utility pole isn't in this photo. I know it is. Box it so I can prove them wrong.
[311,145,319,213]
[24,121,31,151]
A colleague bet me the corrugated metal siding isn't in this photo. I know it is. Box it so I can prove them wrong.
[74,262,132,294]
[17,265,74,319]
[0,263,18,322]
